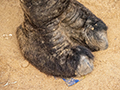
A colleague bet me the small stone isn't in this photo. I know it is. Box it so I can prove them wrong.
[9,34,12,36]
[42,41,44,44]
[11,81,17,84]
[91,27,94,30]
[21,60,29,68]
[2,34,12,39]
[95,24,98,26]
[4,82,9,86]
[53,54,56,57]
[3,34,6,37]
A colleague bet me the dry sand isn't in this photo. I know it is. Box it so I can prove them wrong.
[0,0,120,90]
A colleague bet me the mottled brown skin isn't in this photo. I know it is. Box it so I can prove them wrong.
[16,0,108,78]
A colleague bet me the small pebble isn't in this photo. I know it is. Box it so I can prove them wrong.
[2,34,12,39]
[9,34,12,36]
[4,82,9,86]
[91,27,94,30]
[11,81,17,84]
[21,60,29,68]
[95,24,98,26]
[42,41,44,44]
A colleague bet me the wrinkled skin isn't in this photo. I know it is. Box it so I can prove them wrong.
[16,0,108,78]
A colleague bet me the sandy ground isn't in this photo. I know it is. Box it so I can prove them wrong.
[0,0,120,90]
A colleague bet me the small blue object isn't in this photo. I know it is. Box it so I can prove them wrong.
[62,78,79,86]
